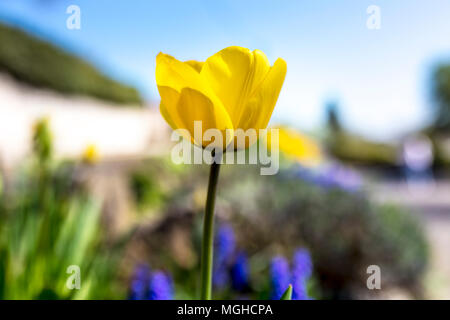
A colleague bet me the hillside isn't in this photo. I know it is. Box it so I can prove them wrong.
[0,23,143,105]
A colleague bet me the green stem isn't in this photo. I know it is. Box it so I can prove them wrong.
[200,159,221,300]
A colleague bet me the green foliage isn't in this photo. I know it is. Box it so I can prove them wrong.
[326,101,341,132]
[323,100,397,167]
[121,158,430,300]
[129,161,427,299]
[370,205,429,286]
[432,64,450,131]
[219,166,429,299]
[32,117,53,164]
[0,122,124,299]
[429,134,450,167]
[327,131,397,166]
[130,170,166,212]
[0,23,142,105]
[280,285,292,300]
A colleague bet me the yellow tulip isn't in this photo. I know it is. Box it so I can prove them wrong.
[156,46,287,149]
[267,126,322,166]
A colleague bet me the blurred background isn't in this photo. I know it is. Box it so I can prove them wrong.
[0,0,449,299]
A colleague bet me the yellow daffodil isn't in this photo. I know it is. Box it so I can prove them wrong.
[82,144,100,164]
[267,126,322,166]
[156,46,287,149]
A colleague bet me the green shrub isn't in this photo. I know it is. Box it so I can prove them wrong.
[220,166,429,299]
[327,132,397,167]
[432,64,450,132]
[130,170,166,212]
[0,23,142,105]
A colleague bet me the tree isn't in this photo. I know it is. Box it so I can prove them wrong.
[325,101,341,132]
[432,64,450,132]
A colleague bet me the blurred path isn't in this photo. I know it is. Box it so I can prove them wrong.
[370,180,450,299]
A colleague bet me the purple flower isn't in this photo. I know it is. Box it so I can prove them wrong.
[293,166,319,184]
[269,249,314,300]
[291,275,308,300]
[129,264,150,300]
[213,265,229,289]
[293,164,362,192]
[291,249,313,300]
[292,249,312,279]
[230,251,250,292]
[148,271,174,300]
[270,256,291,300]
[213,224,236,289]
[322,164,362,192]
[215,224,236,264]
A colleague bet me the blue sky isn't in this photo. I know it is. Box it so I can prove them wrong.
[1,0,450,141]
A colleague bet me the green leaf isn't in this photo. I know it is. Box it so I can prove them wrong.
[280,284,293,300]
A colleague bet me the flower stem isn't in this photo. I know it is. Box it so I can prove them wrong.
[200,159,221,300]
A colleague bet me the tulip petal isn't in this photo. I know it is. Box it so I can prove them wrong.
[246,58,287,130]
[156,53,233,147]
[175,88,234,148]
[158,86,181,130]
[185,60,204,73]
[201,47,270,128]
[250,50,271,96]
[156,53,207,95]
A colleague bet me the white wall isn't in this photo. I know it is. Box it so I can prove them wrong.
[0,73,170,169]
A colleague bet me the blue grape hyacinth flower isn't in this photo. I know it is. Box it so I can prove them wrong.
[230,251,250,292]
[215,224,236,264]
[148,271,174,300]
[129,264,150,300]
[293,249,312,279]
[270,249,314,300]
[270,256,291,300]
[213,224,236,289]
[291,268,309,300]
[291,249,313,300]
